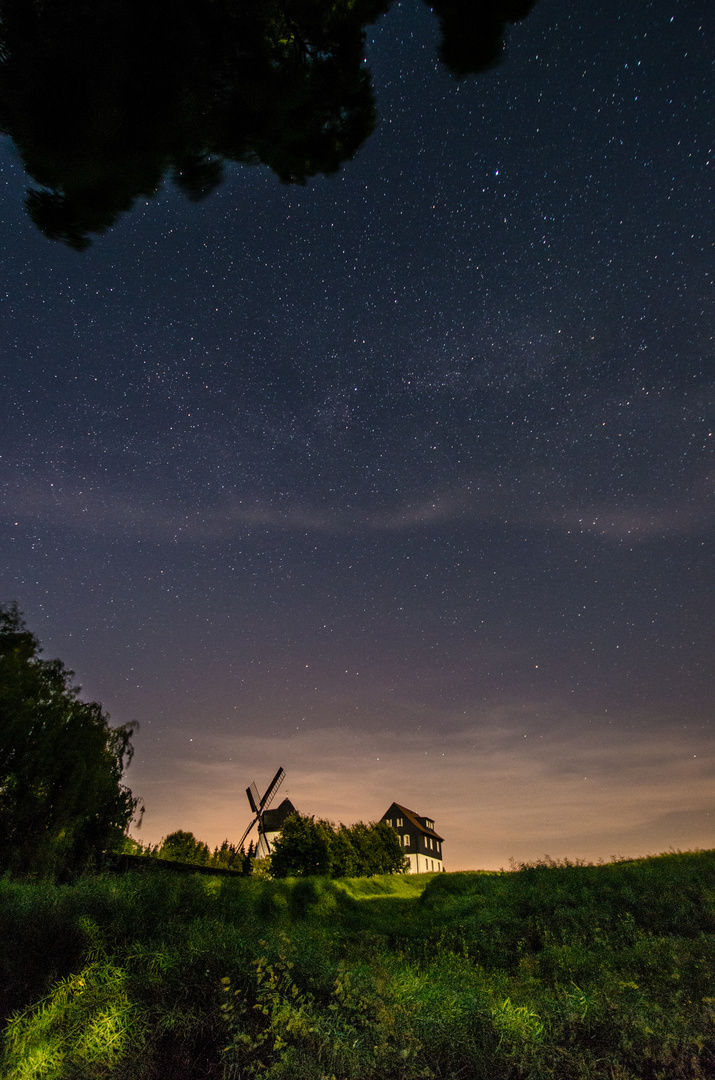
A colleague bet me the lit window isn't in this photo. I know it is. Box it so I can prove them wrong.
[403,834,410,846]
[385,819,392,827]
[396,817,403,827]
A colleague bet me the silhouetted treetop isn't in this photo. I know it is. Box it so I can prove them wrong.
[0,0,536,247]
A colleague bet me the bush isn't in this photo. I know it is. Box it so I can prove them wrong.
[270,814,407,878]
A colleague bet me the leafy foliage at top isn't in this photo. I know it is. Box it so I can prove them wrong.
[0,0,536,247]
[0,603,141,880]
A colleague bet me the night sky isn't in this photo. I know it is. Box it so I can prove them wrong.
[1,0,712,869]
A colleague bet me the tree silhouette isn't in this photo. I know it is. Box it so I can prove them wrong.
[270,813,407,877]
[0,603,141,879]
[0,0,536,248]
[156,830,211,865]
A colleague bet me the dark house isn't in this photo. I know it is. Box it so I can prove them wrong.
[380,802,444,873]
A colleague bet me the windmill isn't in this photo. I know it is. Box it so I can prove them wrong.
[237,766,286,853]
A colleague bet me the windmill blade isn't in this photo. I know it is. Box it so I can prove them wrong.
[237,813,259,851]
[246,783,260,814]
[259,766,285,811]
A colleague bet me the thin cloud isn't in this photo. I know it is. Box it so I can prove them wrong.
[3,466,711,542]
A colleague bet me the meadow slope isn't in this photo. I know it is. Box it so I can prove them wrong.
[2,850,715,1079]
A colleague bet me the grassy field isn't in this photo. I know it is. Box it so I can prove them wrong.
[2,850,715,1078]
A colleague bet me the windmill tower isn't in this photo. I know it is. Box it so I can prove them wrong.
[237,767,296,857]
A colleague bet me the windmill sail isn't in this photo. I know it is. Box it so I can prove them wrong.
[247,783,260,815]
[260,767,284,811]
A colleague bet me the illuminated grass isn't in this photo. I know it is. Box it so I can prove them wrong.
[3,962,144,1080]
[332,872,438,900]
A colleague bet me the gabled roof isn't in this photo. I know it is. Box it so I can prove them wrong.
[260,797,297,832]
[387,802,444,843]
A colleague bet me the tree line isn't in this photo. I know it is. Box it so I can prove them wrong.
[1,603,406,881]
[271,813,407,877]
[123,830,259,873]
[128,814,407,878]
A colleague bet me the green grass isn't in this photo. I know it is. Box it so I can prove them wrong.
[2,851,715,1078]
[332,870,439,900]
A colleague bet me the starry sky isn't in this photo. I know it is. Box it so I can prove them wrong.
[1,0,712,869]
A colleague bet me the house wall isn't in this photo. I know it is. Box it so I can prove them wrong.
[256,829,281,858]
[405,852,444,873]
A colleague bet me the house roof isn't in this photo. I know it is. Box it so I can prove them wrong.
[260,797,297,832]
[387,802,444,843]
